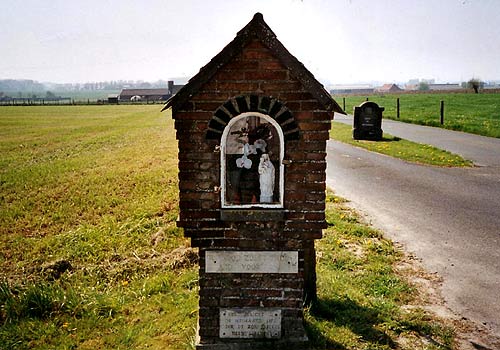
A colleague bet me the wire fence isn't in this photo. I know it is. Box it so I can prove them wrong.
[0,98,166,106]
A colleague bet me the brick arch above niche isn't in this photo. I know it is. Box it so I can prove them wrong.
[206,95,300,141]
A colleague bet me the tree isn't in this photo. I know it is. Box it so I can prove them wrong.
[45,91,56,99]
[467,78,483,94]
[418,81,430,91]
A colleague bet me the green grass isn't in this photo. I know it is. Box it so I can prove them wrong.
[1,106,454,349]
[330,121,472,167]
[0,105,197,349]
[336,93,500,138]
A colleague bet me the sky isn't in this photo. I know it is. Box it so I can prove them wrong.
[1,0,499,85]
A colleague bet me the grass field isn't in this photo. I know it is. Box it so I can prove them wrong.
[1,105,198,349]
[336,93,500,138]
[1,105,454,349]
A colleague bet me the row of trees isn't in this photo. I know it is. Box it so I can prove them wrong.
[0,79,45,92]
[0,79,175,94]
[0,91,60,100]
[47,80,171,91]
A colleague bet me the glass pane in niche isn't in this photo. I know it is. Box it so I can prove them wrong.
[225,114,281,206]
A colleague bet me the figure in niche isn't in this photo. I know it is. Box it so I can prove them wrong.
[225,115,279,205]
[258,153,275,203]
[239,124,269,203]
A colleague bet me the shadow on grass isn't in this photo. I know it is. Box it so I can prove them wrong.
[381,136,401,142]
[355,136,401,142]
[306,297,396,349]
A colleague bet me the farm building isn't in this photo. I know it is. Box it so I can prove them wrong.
[167,80,183,95]
[119,88,170,101]
[330,84,375,95]
[107,94,119,103]
[428,83,462,91]
[119,80,184,101]
[405,82,463,91]
[376,83,403,92]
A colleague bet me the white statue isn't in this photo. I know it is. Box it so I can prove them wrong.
[258,154,275,203]
[236,143,255,169]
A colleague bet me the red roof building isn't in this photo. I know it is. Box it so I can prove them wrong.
[376,83,403,92]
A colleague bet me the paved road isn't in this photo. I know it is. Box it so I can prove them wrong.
[326,114,500,336]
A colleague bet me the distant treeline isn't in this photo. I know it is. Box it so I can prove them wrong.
[0,79,46,92]
[0,78,181,96]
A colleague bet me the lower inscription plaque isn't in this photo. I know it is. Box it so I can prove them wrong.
[219,308,281,339]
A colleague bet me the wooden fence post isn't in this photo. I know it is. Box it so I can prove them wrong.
[342,97,345,112]
[397,98,400,118]
[440,100,444,125]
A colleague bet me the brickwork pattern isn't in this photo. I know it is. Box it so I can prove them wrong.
[172,39,333,347]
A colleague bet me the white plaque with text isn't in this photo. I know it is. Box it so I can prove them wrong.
[219,308,281,339]
[205,251,298,273]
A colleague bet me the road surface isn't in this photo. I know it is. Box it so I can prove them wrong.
[326,114,500,336]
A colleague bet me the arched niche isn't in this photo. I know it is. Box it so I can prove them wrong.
[221,112,284,208]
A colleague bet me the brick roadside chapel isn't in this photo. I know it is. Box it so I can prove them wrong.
[163,13,343,349]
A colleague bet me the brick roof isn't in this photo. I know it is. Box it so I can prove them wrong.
[163,13,343,114]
